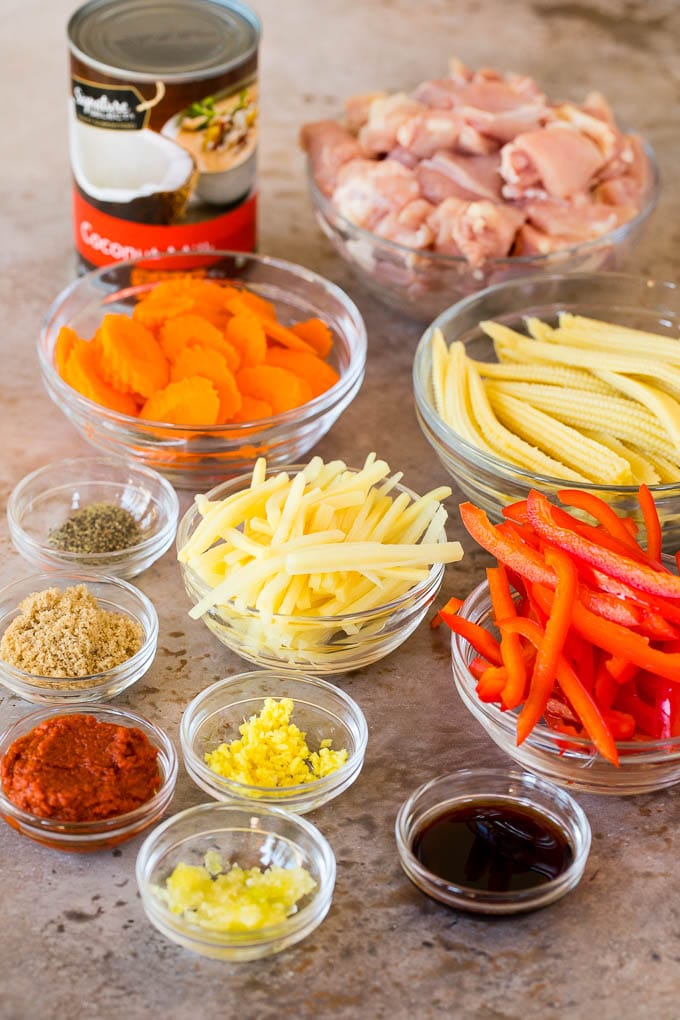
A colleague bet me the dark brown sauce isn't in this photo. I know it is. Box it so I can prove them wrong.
[412,799,574,893]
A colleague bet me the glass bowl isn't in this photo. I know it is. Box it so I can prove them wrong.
[0,571,158,704]
[395,768,591,914]
[135,801,336,960]
[180,670,368,813]
[7,456,179,579]
[0,704,177,852]
[450,579,680,795]
[176,466,447,674]
[38,251,367,488]
[308,146,659,321]
[413,271,680,550]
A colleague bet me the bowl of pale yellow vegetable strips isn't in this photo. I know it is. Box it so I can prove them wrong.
[176,453,464,673]
[413,271,680,551]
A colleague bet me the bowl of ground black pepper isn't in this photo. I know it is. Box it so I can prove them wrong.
[7,457,179,579]
[0,572,158,704]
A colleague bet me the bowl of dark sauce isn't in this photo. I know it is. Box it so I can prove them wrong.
[395,769,591,914]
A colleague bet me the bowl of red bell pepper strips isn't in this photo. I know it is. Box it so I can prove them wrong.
[443,485,680,795]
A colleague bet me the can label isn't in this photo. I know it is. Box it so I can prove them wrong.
[69,72,258,267]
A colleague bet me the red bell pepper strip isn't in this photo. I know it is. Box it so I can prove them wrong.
[556,488,641,552]
[470,654,494,679]
[439,608,504,667]
[526,489,680,599]
[601,708,636,742]
[613,686,665,739]
[514,547,578,744]
[476,666,508,702]
[430,595,464,629]
[531,583,680,681]
[459,502,555,586]
[605,656,638,685]
[501,615,618,765]
[594,658,618,710]
[638,483,662,564]
[580,565,680,626]
[487,565,527,710]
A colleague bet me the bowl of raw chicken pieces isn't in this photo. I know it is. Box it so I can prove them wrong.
[301,60,659,320]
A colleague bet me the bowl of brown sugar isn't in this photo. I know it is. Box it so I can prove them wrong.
[7,456,179,579]
[0,572,158,704]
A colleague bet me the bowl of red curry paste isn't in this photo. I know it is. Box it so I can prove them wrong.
[0,704,177,851]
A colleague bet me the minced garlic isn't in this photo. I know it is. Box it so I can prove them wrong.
[159,852,316,932]
[205,697,348,787]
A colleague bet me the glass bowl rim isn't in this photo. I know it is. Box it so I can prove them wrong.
[7,455,180,563]
[135,799,336,944]
[0,702,178,832]
[413,269,680,494]
[307,136,660,267]
[38,249,368,432]
[0,570,159,685]
[180,669,369,796]
[177,463,447,626]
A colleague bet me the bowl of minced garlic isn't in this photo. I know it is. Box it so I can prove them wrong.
[180,671,368,814]
[136,801,336,960]
[0,573,158,703]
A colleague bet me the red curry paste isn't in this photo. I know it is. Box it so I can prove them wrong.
[1,714,160,821]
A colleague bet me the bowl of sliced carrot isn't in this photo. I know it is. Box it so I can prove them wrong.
[39,253,367,488]
[443,486,680,795]
[414,271,680,551]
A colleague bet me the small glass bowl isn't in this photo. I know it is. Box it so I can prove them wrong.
[451,579,680,795]
[413,271,680,550]
[177,466,446,674]
[395,768,591,914]
[38,251,367,488]
[180,671,368,813]
[7,456,179,579]
[0,704,178,852]
[0,571,159,704]
[136,801,336,960]
[308,142,659,321]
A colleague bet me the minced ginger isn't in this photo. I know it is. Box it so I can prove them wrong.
[159,851,316,932]
[205,697,348,787]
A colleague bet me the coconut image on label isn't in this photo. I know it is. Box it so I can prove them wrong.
[70,81,198,225]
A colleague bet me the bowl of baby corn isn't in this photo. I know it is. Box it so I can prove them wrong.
[413,272,680,550]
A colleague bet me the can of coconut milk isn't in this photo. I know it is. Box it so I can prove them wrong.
[68,0,260,270]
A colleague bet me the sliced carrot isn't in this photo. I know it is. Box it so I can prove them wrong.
[225,311,267,367]
[265,348,339,398]
[230,395,273,422]
[236,365,303,415]
[290,318,333,358]
[97,313,169,398]
[54,326,78,376]
[222,286,277,320]
[62,341,139,416]
[159,314,226,361]
[141,376,220,425]
[133,293,195,330]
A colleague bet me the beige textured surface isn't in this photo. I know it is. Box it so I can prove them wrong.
[1,1,680,1018]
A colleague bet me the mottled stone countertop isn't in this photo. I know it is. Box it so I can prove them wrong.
[1,1,680,1017]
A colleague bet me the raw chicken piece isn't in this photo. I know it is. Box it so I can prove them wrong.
[456,124,501,155]
[413,78,463,109]
[374,198,436,248]
[396,110,463,158]
[523,195,627,239]
[553,102,620,160]
[455,79,547,114]
[428,198,525,265]
[300,120,363,196]
[387,145,420,169]
[461,103,551,143]
[331,158,421,231]
[500,124,605,199]
[344,92,387,132]
[417,151,502,205]
[358,93,426,155]
[581,91,617,126]
[594,135,651,207]
[514,222,588,255]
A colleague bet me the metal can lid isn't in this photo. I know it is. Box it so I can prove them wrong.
[68,0,260,82]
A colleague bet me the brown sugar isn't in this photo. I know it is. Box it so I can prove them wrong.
[0,584,143,678]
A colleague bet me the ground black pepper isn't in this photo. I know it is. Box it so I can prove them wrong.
[48,502,142,554]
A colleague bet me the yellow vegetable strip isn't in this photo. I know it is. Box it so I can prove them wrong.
[472,358,615,394]
[285,541,463,575]
[431,327,449,418]
[558,314,680,364]
[581,430,660,486]
[438,339,495,453]
[595,371,680,450]
[466,363,587,480]
[486,388,634,484]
